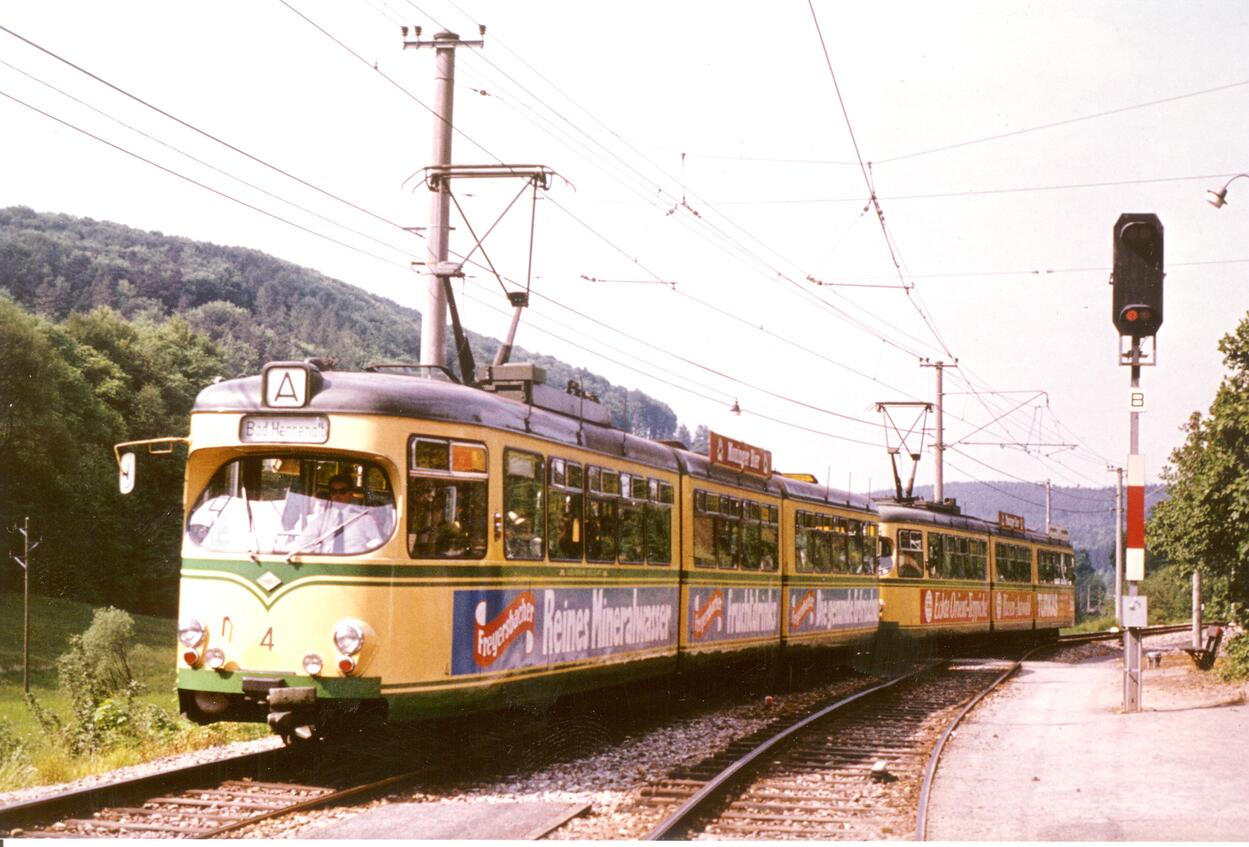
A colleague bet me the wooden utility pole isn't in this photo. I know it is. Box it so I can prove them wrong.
[11,516,39,693]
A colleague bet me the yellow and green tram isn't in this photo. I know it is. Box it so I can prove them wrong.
[119,358,1073,741]
[123,360,884,740]
[876,500,1075,645]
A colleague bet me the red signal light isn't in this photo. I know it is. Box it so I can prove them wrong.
[1125,309,1139,322]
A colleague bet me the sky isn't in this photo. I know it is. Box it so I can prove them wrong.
[2,1,1247,516]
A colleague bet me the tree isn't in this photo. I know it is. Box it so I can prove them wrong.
[1073,550,1108,622]
[1148,313,1249,626]
[691,425,711,454]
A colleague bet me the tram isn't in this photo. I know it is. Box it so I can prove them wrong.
[117,360,880,740]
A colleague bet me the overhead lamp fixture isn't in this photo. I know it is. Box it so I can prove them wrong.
[729,399,741,416]
[1207,173,1249,208]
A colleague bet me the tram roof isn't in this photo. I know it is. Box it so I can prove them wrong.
[192,369,681,472]
[875,500,1067,546]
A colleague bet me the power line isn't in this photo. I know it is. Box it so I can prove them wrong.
[0,87,411,269]
[0,57,414,261]
[876,77,1249,165]
[703,172,1249,204]
[0,22,417,237]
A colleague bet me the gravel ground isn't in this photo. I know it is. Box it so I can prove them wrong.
[221,674,878,840]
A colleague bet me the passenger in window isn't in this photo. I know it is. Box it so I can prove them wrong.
[898,550,922,579]
[317,474,384,553]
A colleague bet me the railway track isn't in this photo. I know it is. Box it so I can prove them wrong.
[1,625,1198,839]
[0,741,433,839]
[640,625,1197,841]
[640,660,1009,840]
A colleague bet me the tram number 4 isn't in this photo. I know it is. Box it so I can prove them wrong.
[260,628,275,650]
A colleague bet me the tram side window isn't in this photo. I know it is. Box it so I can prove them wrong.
[845,521,863,574]
[877,534,895,576]
[645,479,674,565]
[694,490,716,568]
[759,504,778,571]
[898,529,924,578]
[795,512,811,573]
[995,543,1031,583]
[586,466,619,563]
[1039,550,1074,584]
[810,514,833,573]
[548,458,584,561]
[927,533,946,579]
[504,449,545,560]
[829,517,849,577]
[967,538,988,581]
[619,474,646,564]
[408,437,488,560]
[734,500,778,571]
[694,489,743,569]
[739,501,761,570]
[716,496,740,569]
[861,523,879,574]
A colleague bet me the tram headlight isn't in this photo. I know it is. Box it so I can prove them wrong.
[178,617,206,647]
[333,620,365,656]
[303,654,324,676]
[204,647,226,670]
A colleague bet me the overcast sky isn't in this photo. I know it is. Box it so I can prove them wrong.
[2,1,1247,515]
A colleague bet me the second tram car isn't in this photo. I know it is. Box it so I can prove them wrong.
[876,500,1075,647]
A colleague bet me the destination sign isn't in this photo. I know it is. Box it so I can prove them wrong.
[240,415,329,444]
[998,511,1026,531]
[710,432,772,477]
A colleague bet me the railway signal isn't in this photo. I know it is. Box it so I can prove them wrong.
[1111,212,1163,713]
[1111,213,1164,338]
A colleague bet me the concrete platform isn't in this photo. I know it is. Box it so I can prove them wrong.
[926,647,1249,841]
[306,799,588,840]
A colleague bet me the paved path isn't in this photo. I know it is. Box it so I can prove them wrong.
[926,649,1249,841]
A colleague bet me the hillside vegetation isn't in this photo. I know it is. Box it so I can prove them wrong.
[0,206,679,614]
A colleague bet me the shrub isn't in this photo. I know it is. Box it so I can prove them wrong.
[78,607,136,691]
[1218,631,1249,682]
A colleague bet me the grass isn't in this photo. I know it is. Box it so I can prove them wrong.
[0,592,173,734]
[0,591,266,791]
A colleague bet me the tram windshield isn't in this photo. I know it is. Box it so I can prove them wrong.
[186,455,395,556]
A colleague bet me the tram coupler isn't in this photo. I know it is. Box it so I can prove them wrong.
[266,685,318,742]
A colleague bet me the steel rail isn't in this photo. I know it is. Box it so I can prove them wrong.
[643,665,933,841]
[195,767,432,837]
[0,745,290,834]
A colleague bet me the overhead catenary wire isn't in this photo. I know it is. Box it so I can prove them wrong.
[4,3,1139,492]
[0,22,419,238]
[376,3,1116,482]
[0,21,900,446]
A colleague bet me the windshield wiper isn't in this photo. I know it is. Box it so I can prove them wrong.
[284,508,369,563]
[240,485,260,563]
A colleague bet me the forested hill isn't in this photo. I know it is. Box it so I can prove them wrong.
[883,481,1168,576]
[0,205,679,438]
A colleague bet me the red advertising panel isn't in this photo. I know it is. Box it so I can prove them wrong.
[993,590,1033,621]
[920,588,990,625]
[710,432,772,477]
